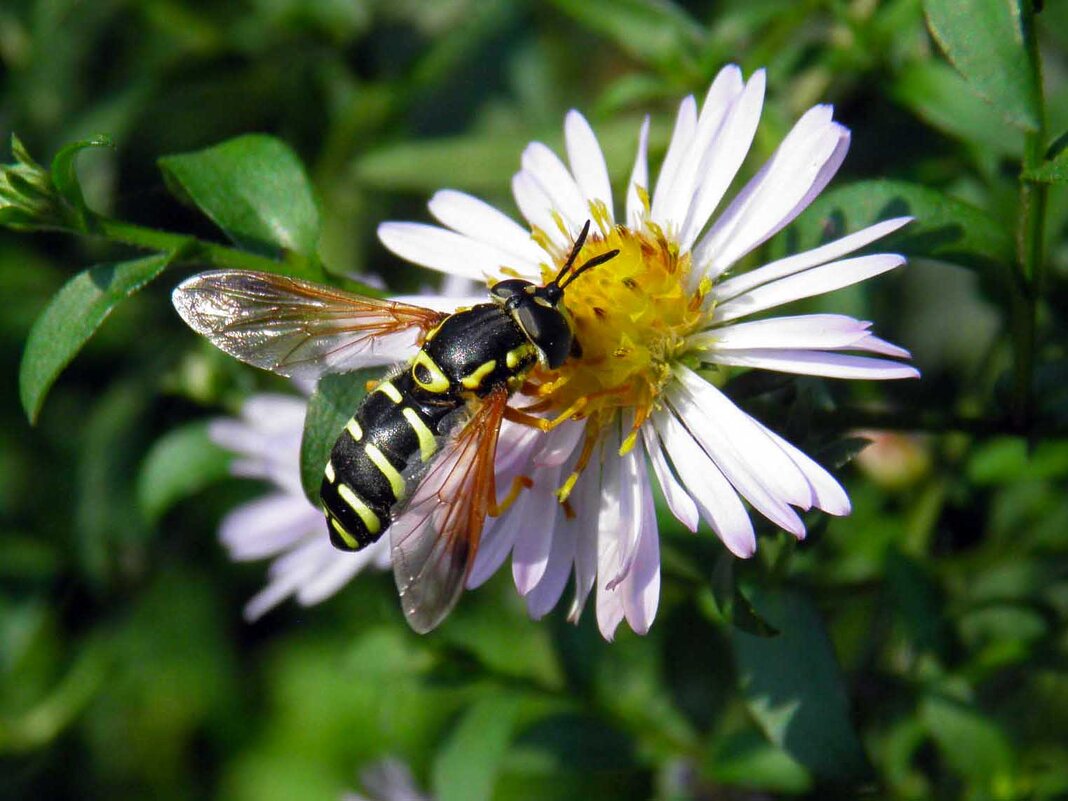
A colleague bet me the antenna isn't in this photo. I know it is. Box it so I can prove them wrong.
[559,249,619,290]
[551,220,592,286]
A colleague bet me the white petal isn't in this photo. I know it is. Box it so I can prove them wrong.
[692,314,873,351]
[710,349,921,379]
[597,426,645,589]
[512,472,560,595]
[714,217,912,302]
[652,408,755,557]
[854,334,912,359]
[534,418,584,468]
[521,142,587,231]
[428,189,548,271]
[679,69,766,252]
[626,116,651,228]
[650,95,697,229]
[565,110,614,222]
[695,105,849,277]
[656,69,743,233]
[567,457,602,622]
[466,511,517,590]
[296,539,385,606]
[378,222,539,281]
[242,394,308,432]
[512,170,568,253]
[641,424,699,532]
[524,504,575,619]
[667,378,806,536]
[715,253,906,323]
[622,498,660,635]
[243,537,324,620]
[674,366,813,509]
[219,494,320,560]
[754,421,851,516]
[244,575,304,621]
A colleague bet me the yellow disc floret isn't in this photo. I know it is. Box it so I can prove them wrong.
[529,218,709,453]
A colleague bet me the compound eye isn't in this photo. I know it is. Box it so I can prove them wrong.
[517,305,572,368]
[490,279,532,302]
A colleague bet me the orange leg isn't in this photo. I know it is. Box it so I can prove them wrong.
[504,397,589,432]
[489,475,533,517]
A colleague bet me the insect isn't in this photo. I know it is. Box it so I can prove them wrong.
[172,221,618,632]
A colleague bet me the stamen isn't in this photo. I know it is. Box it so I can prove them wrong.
[556,429,600,503]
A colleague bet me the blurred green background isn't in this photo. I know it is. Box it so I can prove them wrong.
[2,1,1067,799]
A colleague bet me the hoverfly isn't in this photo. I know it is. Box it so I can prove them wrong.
[173,221,618,632]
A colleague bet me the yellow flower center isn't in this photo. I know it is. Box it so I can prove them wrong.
[528,219,708,451]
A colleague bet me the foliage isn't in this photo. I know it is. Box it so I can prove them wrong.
[1,1,1066,800]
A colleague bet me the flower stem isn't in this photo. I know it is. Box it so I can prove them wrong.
[1012,1,1048,429]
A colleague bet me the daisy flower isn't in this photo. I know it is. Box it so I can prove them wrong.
[209,391,391,620]
[376,64,919,640]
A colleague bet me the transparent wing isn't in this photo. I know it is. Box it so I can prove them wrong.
[172,270,447,379]
[390,387,508,633]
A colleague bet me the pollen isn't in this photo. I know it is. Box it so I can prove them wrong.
[531,219,707,441]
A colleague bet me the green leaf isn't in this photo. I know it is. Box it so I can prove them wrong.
[788,180,1014,276]
[354,116,667,194]
[138,422,233,523]
[49,135,113,228]
[892,62,1023,157]
[159,135,321,263]
[706,730,812,794]
[923,0,1040,132]
[710,554,780,637]
[1024,147,1068,184]
[732,586,871,783]
[19,252,173,423]
[432,694,523,801]
[299,371,374,503]
[920,693,1017,789]
[547,0,705,76]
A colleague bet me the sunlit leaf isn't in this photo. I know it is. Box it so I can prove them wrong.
[921,693,1017,790]
[789,180,1014,276]
[732,586,871,782]
[710,555,779,637]
[548,0,705,76]
[892,61,1022,157]
[138,422,233,523]
[923,0,1040,131]
[299,371,374,503]
[49,135,113,228]
[159,135,321,265]
[354,116,667,194]
[706,730,812,793]
[432,694,524,801]
[19,252,173,423]
[1024,148,1068,184]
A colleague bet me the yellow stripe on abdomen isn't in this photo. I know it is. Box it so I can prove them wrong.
[402,407,439,462]
[337,483,382,535]
[364,443,406,501]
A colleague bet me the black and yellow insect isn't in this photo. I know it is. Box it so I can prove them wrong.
[172,221,616,632]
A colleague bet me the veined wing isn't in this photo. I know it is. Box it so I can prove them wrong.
[172,270,447,380]
[390,386,509,633]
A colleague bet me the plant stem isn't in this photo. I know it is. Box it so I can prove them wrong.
[94,216,311,276]
[1013,1,1048,429]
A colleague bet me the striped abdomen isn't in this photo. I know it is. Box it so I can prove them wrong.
[320,371,458,551]
[319,303,538,552]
